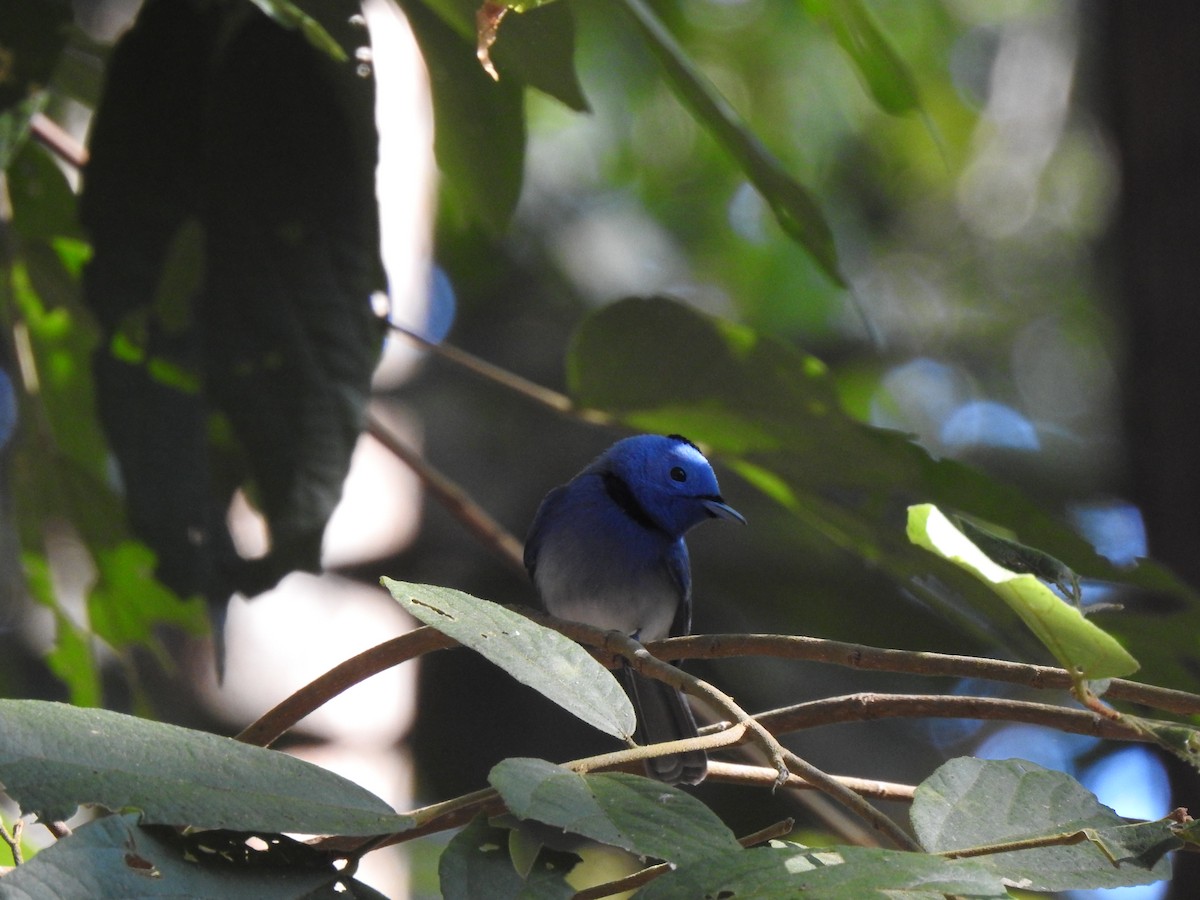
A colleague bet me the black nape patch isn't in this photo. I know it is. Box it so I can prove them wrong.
[666,433,699,451]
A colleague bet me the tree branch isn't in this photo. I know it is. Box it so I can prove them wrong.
[651,633,1200,718]
[753,692,1148,743]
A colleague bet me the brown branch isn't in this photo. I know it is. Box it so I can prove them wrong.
[598,629,920,852]
[651,633,1200,718]
[365,405,528,576]
[234,626,456,747]
[752,692,1149,743]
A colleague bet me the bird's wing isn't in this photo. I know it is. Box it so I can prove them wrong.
[523,484,570,579]
[666,539,693,638]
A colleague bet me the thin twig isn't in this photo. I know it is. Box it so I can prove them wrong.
[706,761,915,802]
[366,405,528,575]
[30,113,88,168]
[598,629,919,851]
[386,323,616,427]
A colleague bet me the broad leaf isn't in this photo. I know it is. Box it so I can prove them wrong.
[912,757,1177,891]
[567,296,1200,687]
[907,504,1138,679]
[489,757,741,864]
[0,813,387,899]
[0,700,412,834]
[81,0,384,601]
[381,580,635,739]
[639,843,1008,899]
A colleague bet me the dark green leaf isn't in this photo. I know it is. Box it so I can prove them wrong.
[7,142,83,240]
[639,844,1008,899]
[399,0,526,233]
[489,758,741,864]
[617,0,843,286]
[439,815,576,900]
[381,580,635,739]
[0,700,413,834]
[912,757,1176,891]
[245,0,351,61]
[81,0,384,600]
[0,813,373,899]
[0,0,72,111]
[567,296,1200,686]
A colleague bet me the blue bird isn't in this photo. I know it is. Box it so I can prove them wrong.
[524,433,745,785]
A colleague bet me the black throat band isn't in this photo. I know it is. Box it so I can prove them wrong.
[602,472,668,535]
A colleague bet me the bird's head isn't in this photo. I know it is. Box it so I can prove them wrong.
[594,434,746,537]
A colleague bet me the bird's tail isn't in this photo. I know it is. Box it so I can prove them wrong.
[618,667,708,786]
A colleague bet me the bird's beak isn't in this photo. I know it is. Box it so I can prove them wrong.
[702,497,746,524]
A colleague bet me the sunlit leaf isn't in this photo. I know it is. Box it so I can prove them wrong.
[908,504,1138,679]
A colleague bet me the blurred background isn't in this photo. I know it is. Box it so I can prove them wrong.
[3,0,1200,897]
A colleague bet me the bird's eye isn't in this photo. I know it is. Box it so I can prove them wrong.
[670,466,687,482]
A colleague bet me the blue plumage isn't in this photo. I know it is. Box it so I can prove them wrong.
[525,434,744,784]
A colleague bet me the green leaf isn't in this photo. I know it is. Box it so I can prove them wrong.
[489,758,742,864]
[399,0,526,233]
[616,0,843,286]
[439,815,575,900]
[0,700,413,834]
[907,504,1138,679]
[381,580,635,739]
[244,0,349,61]
[88,541,208,650]
[639,844,1009,899]
[567,297,1199,686]
[0,813,382,899]
[912,757,1177,891]
[801,0,920,116]
[439,816,529,900]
